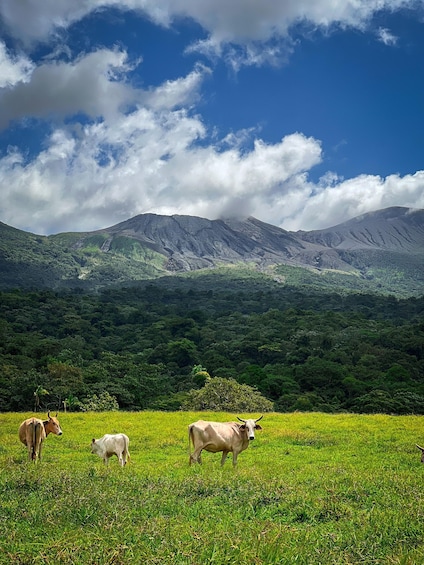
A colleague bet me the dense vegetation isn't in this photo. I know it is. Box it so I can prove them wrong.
[1,272,423,414]
[2,411,424,564]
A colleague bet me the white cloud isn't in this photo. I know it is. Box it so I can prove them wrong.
[1,1,423,235]
[0,48,139,130]
[0,41,34,88]
[0,69,324,234]
[279,171,424,231]
[0,1,419,58]
[0,0,105,45]
[377,27,398,46]
[142,63,211,110]
[2,72,424,236]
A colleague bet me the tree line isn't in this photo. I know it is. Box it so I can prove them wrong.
[0,280,423,414]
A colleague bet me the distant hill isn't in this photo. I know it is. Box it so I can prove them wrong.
[297,206,424,252]
[0,207,423,297]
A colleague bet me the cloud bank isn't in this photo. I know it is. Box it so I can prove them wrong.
[0,1,423,234]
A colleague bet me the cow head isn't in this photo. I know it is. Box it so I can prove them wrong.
[44,412,63,436]
[237,416,263,440]
[416,445,424,463]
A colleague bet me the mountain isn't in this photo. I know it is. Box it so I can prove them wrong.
[1,207,423,296]
[297,206,424,252]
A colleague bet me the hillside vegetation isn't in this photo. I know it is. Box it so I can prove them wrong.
[1,275,423,415]
[1,411,424,564]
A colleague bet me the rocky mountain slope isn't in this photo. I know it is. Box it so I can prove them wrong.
[297,207,424,252]
[0,206,423,296]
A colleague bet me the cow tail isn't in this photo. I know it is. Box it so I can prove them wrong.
[188,425,194,464]
[29,421,35,460]
[125,435,130,463]
[31,421,37,460]
[34,421,43,461]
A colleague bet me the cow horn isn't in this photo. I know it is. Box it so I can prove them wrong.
[255,415,263,422]
[47,411,50,419]
[237,417,246,423]
[416,445,424,451]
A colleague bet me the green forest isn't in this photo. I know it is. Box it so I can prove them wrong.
[1,272,423,415]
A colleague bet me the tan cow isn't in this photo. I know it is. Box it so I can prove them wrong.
[188,416,263,467]
[18,412,63,462]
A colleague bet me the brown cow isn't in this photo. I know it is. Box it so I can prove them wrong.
[188,416,263,467]
[18,412,63,462]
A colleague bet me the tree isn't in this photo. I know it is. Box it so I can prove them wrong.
[45,362,84,408]
[33,385,49,412]
[351,390,397,414]
[79,391,119,411]
[190,364,210,388]
[166,338,199,367]
[181,376,274,412]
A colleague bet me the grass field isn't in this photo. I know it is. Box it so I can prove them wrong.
[1,411,424,564]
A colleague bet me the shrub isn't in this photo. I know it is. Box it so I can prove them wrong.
[181,376,274,412]
[79,391,119,412]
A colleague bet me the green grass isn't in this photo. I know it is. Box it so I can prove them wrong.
[1,411,424,564]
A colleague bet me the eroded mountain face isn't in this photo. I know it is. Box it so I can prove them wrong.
[1,206,423,295]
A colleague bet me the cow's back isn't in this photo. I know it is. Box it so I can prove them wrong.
[104,433,127,447]
[19,417,46,445]
[189,420,242,451]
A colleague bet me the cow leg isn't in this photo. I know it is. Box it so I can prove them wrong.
[220,451,229,466]
[232,451,239,467]
[118,453,124,467]
[103,456,109,466]
[190,448,202,465]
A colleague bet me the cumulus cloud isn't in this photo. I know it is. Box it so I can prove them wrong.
[0,1,423,235]
[0,41,34,88]
[0,48,140,129]
[0,1,419,59]
[0,0,102,45]
[281,172,424,231]
[2,71,423,236]
[0,84,324,234]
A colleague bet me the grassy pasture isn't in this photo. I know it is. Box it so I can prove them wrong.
[1,411,424,564]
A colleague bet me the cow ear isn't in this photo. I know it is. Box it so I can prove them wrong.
[239,424,246,430]
[91,438,96,444]
[255,424,262,430]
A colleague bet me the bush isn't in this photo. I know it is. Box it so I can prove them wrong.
[181,376,274,412]
[79,391,119,412]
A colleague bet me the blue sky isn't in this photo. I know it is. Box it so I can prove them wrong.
[0,1,424,235]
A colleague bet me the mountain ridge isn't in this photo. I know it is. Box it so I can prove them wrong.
[1,206,423,296]
[297,207,424,252]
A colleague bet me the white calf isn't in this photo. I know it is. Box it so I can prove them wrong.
[91,433,130,466]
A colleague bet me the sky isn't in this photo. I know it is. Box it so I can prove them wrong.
[1,1,424,235]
